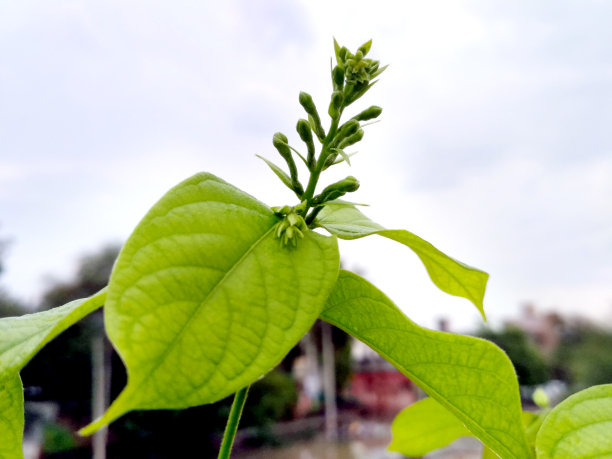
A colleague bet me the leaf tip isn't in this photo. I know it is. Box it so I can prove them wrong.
[78,395,129,436]
[78,418,107,437]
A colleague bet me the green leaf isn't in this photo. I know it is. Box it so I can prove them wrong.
[0,374,24,459]
[331,148,352,166]
[389,397,472,456]
[321,271,531,459]
[0,289,107,378]
[319,199,369,208]
[316,202,385,236]
[0,290,105,459]
[536,384,612,458]
[81,173,339,434]
[316,203,488,319]
[256,155,294,190]
[333,37,342,64]
[482,446,500,458]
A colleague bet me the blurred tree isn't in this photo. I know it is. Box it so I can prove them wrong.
[0,289,24,318]
[477,326,550,386]
[40,244,119,310]
[553,324,612,389]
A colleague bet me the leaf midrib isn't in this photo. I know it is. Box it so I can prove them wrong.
[123,223,278,395]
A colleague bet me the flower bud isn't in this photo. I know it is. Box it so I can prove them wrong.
[272,132,302,195]
[328,90,344,119]
[332,65,344,90]
[299,91,317,115]
[338,119,360,137]
[352,105,383,122]
[299,92,326,141]
[276,132,288,143]
[330,119,359,149]
[337,128,364,150]
[313,176,360,205]
[296,119,315,168]
[272,132,291,160]
[296,119,312,143]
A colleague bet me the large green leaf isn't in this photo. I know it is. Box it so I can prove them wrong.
[536,384,612,458]
[0,374,24,459]
[0,290,106,458]
[316,203,488,318]
[389,397,472,456]
[321,270,531,459]
[81,173,339,434]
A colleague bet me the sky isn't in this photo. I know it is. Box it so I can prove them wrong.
[1,0,611,331]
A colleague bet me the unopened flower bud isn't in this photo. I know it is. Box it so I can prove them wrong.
[337,128,364,150]
[313,176,360,205]
[299,92,326,141]
[272,132,291,160]
[296,119,315,168]
[338,119,360,137]
[329,120,359,150]
[272,132,302,195]
[332,65,344,90]
[352,105,382,122]
[296,119,312,143]
[328,90,344,119]
[299,92,317,115]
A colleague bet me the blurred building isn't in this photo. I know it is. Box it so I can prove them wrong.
[350,352,417,417]
[505,303,565,357]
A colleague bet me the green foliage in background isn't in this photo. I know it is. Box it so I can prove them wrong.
[1,39,611,459]
[477,326,550,386]
[43,423,77,454]
[554,324,612,388]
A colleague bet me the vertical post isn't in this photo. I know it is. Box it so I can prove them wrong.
[321,321,338,441]
[92,334,109,459]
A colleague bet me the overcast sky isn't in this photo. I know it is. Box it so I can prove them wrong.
[1,1,611,330]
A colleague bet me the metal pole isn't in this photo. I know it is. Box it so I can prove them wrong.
[321,321,338,441]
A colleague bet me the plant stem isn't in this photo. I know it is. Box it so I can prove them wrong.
[217,385,250,459]
[302,115,342,209]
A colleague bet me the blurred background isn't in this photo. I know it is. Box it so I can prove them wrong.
[1,1,611,457]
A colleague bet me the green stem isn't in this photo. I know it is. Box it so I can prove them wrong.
[302,115,342,209]
[218,385,250,459]
[305,205,324,226]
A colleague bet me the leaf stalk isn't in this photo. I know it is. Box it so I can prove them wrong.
[217,385,250,459]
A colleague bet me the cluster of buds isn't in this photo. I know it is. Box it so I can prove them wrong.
[272,204,309,247]
[258,40,385,246]
[332,39,387,109]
